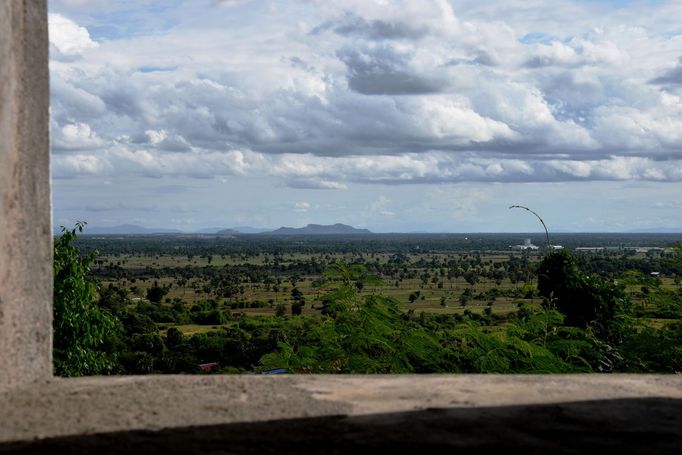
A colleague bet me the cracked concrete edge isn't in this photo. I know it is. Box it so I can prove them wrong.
[1,375,681,443]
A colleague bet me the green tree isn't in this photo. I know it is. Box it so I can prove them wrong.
[537,250,630,343]
[291,301,304,316]
[165,327,184,349]
[146,281,168,303]
[290,287,304,302]
[275,303,287,317]
[324,261,382,290]
[53,223,121,376]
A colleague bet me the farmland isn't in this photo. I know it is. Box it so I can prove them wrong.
[83,233,679,318]
[55,232,682,375]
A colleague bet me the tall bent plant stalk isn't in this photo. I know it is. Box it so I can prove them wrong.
[509,205,551,250]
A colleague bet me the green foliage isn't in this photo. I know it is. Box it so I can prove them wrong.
[637,289,682,319]
[53,223,121,376]
[259,290,610,374]
[260,262,587,374]
[324,261,383,290]
[257,256,652,374]
[50,238,679,376]
[146,281,168,303]
[192,309,227,325]
[165,327,184,348]
[442,310,592,374]
[291,301,304,316]
[260,292,449,373]
[621,322,682,373]
[537,250,631,342]
[674,243,682,268]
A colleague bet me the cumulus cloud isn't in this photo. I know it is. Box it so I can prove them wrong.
[51,146,682,185]
[48,1,682,187]
[53,153,111,177]
[308,0,460,36]
[313,12,430,41]
[48,13,98,59]
[524,35,629,68]
[52,122,104,151]
[338,45,447,95]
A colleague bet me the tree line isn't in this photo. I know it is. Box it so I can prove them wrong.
[53,226,682,376]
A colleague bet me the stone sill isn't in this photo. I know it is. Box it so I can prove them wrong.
[1,374,681,446]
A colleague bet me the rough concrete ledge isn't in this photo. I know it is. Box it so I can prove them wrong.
[1,374,680,448]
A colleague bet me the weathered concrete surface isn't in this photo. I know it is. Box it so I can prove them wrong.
[3,398,681,454]
[0,0,52,390]
[295,374,682,414]
[0,375,680,447]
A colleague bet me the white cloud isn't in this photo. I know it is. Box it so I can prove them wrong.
[52,122,104,150]
[366,196,395,217]
[525,36,629,68]
[48,1,682,187]
[286,179,349,190]
[50,145,682,185]
[52,153,111,177]
[48,13,98,58]
[294,201,311,212]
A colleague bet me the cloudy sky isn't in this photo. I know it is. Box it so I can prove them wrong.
[49,0,682,232]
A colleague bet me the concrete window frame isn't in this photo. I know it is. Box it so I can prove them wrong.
[0,0,53,390]
[1,2,681,448]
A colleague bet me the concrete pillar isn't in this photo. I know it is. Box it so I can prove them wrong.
[0,0,52,388]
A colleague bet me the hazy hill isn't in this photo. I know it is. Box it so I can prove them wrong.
[215,228,241,235]
[195,227,270,234]
[266,223,372,235]
[194,227,228,234]
[231,226,271,234]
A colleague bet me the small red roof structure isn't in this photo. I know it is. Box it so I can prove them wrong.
[199,362,218,372]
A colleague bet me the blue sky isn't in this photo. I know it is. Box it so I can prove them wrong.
[48,0,682,232]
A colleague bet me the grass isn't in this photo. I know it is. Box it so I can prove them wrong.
[160,324,223,336]
[96,250,678,326]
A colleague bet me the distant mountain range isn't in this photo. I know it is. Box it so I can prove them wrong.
[55,223,681,236]
[265,223,372,235]
[194,226,270,234]
[194,227,229,234]
[215,228,240,235]
[58,223,371,235]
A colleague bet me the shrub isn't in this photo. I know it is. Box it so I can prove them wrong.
[537,250,631,342]
[53,223,121,376]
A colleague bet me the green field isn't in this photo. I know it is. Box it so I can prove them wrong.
[95,250,544,320]
[52,233,681,375]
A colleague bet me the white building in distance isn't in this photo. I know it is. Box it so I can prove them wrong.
[511,238,539,250]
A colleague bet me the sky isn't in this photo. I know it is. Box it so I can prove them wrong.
[48,0,682,233]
